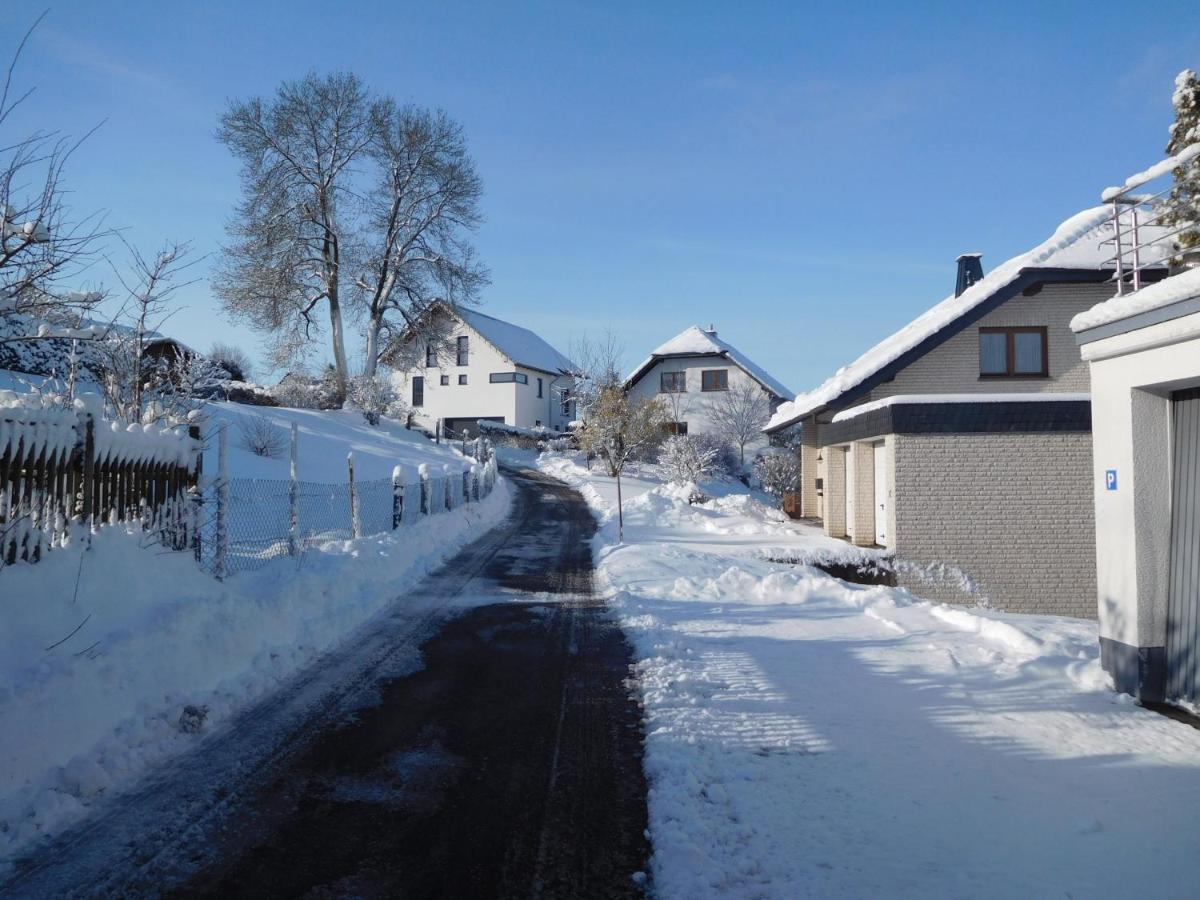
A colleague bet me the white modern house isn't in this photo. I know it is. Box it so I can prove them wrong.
[624,325,791,455]
[383,301,577,437]
[1070,144,1200,706]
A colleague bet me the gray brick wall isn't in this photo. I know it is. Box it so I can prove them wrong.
[865,282,1110,401]
[891,431,1097,618]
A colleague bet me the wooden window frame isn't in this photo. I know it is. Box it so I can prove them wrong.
[701,369,729,392]
[978,326,1049,378]
[662,421,689,436]
[660,371,686,393]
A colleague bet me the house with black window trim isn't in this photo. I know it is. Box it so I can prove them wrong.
[765,208,1168,617]
[382,301,577,437]
[624,325,791,454]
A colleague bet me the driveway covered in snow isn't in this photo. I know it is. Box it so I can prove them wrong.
[2,467,649,897]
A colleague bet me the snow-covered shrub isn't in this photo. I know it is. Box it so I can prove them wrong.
[689,432,737,476]
[208,342,253,382]
[238,414,287,458]
[754,449,801,499]
[658,435,720,484]
[478,419,569,448]
[271,370,342,410]
[222,381,279,407]
[543,436,573,453]
[347,372,400,426]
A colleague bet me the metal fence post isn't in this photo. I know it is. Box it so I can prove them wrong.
[188,419,202,562]
[348,452,360,539]
[392,465,404,528]
[214,421,229,581]
[444,464,453,512]
[419,464,429,515]
[463,468,470,506]
[288,422,299,555]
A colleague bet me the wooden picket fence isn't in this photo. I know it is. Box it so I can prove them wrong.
[0,395,202,566]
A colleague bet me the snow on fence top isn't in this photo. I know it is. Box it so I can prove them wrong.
[1100,143,1200,202]
[766,206,1169,430]
[0,391,201,468]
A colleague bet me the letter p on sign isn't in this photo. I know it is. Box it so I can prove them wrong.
[1105,469,1118,491]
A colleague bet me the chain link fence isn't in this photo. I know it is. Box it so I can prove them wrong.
[194,425,498,578]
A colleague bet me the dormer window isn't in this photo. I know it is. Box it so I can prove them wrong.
[979,327,1048,377]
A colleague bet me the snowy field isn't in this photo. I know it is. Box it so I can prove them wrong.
[536,452,1200,899]
[0,393,512,870]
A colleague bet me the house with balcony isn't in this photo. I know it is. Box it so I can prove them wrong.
[624,325,791,458]
[765,211,1169,618]
[383,301,577,437]
[1070,142,1200,705]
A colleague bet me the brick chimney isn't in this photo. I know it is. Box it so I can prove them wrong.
[955,253,984,297]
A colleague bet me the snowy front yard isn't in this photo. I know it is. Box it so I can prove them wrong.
[537,453,1200,899]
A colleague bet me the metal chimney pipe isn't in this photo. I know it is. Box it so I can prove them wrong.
[955,253,984,297]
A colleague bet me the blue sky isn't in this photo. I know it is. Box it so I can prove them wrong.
[6,1,1197,394]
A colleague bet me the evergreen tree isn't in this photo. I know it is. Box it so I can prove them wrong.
[1165,68,1200,250]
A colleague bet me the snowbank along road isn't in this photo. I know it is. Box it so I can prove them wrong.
[2,466,650,898]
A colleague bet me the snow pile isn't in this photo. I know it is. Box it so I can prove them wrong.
[536,451,1200,898]
[625,325,792,399]
[766,207,1167,429]
[1071,266,1200,333]
[0,478,512,868]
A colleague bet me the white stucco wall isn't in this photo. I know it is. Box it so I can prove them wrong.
[1081,309,1200,649]
[626,356,778,457]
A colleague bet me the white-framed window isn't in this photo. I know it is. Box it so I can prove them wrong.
[457,335,469,366]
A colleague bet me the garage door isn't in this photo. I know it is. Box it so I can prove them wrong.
[1167,388,1200,703]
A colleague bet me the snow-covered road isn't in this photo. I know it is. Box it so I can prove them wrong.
[538,453,1200,899]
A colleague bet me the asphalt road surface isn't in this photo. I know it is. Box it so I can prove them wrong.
[3,466,650,899]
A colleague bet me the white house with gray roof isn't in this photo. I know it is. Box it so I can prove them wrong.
[383,301,577,437]
[766,207,1171,618]
[624,325,791,455]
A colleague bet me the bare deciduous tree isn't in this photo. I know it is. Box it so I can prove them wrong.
[1,13,108,334]
[576,387,667,541]
[215,72,374,396]
[359,103,487,376]
[707,380,770,467]
[99,240,201,423]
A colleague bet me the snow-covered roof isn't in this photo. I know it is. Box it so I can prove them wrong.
[1070,267,1200,333]
[453,306,576,375]
[625,325,792,398]
[766,207,1171,431]
[830,392,1091,423]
